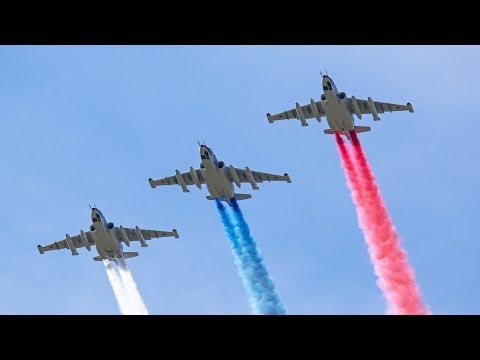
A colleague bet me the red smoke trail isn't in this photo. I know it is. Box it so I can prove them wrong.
[335,132,429,314]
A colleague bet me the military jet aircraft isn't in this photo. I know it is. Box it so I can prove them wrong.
[266,74,414,140]
[148,144,291,206]
[37,207,179,263]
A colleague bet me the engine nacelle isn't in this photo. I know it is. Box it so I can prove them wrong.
[218,161,224,168]
[107,222,114,229]
[368,97,380,121]
[295,102,308,127]
[175,169,189,193]
[229,165,241,188]
[119,225,130,247]
[65,234,79,256]
[245,167,259,190]
[135,226,148,247]
[190,166,201,189]
[90,224,95,232]
[351,96,362,120]
[338,92,346,99]
[80,230,91,251]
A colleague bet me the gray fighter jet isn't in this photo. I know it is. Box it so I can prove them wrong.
[148,144,291,206]
[267,74,414,140]
[37,207,179,263]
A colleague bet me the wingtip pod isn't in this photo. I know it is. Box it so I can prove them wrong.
[148,178,156,188]
[407,102,414,113]
[37,245,44,255]
[284,173,292,183]
[173,229,179,239]
[266,113,273,124]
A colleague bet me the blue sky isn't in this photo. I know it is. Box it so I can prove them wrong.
[0,45,478,314]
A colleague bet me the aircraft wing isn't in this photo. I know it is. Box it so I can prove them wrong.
[115,226,179,244]
[148,168,205,191]
[348,97,414,115]
[229,167,292,184]
[266,101,325,123]
[37,231,95,255]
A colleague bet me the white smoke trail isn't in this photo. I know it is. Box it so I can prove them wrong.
[103,259,132,315]
[117,257,149,315]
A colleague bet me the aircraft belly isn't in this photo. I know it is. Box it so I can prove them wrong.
[205,167,233,199]
[93,228,115,257]
[204,167,219,198]
[325,108,341,131]
[325,115,337,131]
[344,115,354,131]
[340,103,355,131]
[105,230,120,252]
[326,103,353,131]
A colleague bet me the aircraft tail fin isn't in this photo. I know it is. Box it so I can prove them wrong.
[354,125,371,133]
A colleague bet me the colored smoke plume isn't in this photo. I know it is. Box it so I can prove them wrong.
[335,132,429,315]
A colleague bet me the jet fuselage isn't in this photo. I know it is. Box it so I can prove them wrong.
[199,145,235,202]
[90,208,123,261]
[321,75,355,138]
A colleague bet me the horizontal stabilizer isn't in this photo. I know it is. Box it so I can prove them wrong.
[324,127,370,135]
[234,193,252,201]
[354,125,371,133]
[206,194,252,201]
[93,252,139,262]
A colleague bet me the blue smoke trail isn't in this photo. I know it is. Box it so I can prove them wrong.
[230,198,286,315]
[215,198,287,315]
[215,200,258,313]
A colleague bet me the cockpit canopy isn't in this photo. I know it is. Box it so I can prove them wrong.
[91,208,104,223]
[200,145,218,163]
[322,75,334,91]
